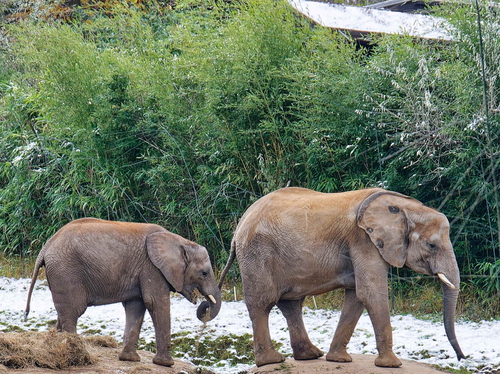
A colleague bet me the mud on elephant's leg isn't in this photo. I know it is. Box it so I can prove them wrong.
[119,299,146,362]
[248,301,285,367]
[326,289,364,363]
[277,299,323,360]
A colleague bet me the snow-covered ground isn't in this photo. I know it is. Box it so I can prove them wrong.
[1,277,499,373]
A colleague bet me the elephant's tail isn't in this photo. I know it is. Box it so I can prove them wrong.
[217,240,236,289]
[24,252,45,321]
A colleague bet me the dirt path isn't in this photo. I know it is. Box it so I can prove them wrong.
[0,347,448,374]
[0,331,447,374]
[250,355,447,374]
[0,345,202,374]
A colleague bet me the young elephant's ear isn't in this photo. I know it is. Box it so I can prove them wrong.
[146,231,187,292]
[357,191,416,268]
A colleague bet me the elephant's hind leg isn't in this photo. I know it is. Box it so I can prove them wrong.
[326,289,364,363]
[119,299,146,362]
[277,298,323,361]
[247,298,285,367]
[52,292,86,334]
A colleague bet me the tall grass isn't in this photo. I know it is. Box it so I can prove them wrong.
[1,0,500,317]
[0,255,38,278]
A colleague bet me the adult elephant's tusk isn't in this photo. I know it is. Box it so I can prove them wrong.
[208,295,217,304]
[437,273,456,289]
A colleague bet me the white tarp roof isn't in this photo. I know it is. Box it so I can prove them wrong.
[289,0,454,41]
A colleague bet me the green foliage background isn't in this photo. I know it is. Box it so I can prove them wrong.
[1,0,500,315]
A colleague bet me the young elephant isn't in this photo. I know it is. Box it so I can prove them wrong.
[25,218,221,367]
[218,187,465,367]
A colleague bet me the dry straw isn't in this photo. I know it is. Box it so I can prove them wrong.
[0,330,98,369]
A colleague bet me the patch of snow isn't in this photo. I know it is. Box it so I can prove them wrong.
[289,0,454,40]
[1,277,499,373]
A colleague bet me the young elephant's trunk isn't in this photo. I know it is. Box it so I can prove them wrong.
[196,286,222,322]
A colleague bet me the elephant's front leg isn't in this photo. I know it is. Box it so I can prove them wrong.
[349,257,401,367]
[354,279,402,368]
[365,300,402,368]
[277,298,323,360]
[146,294,175,367]
[120,299,146,362]
[247,298,285,367]
[326,288,364,363]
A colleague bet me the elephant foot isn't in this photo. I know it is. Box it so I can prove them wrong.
[255,348,285,367]
[119,350,141,362]
[326,349,352,363]
[153,353,175,367]
[293,344,324,361]
[374,352,402,368]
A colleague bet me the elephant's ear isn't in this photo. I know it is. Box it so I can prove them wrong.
[357,191,415,268]
[146,231,187,292]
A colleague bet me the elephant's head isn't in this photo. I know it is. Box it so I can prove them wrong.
[146,231,222,322]
[357,191,465,361]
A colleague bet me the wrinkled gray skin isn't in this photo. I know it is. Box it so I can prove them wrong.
[25,218,221,367]
[219,187,465,368]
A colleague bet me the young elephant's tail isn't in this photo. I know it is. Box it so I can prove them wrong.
[24,252,45,321]
[218,240,236,289]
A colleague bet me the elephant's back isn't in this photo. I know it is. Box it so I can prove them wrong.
[236,187,381,229]
[43,218,163,260]
[45,219,160,246]
[233,187,382,251]
[60,218,163,235]
[41,219,162,305]
[244,187,382,211]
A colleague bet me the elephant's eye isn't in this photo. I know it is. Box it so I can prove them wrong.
[201,270,209,278]
[427,243,437,251]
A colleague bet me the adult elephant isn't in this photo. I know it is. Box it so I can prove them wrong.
[25,218,221,367]
[218,187,465,367]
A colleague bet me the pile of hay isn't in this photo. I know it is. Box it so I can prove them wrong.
[0,330,100,369]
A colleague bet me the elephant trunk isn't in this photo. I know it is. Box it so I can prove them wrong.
[196,286,222,322]
[441,275,465,361]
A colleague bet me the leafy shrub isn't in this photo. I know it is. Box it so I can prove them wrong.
[2,0,500,318]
